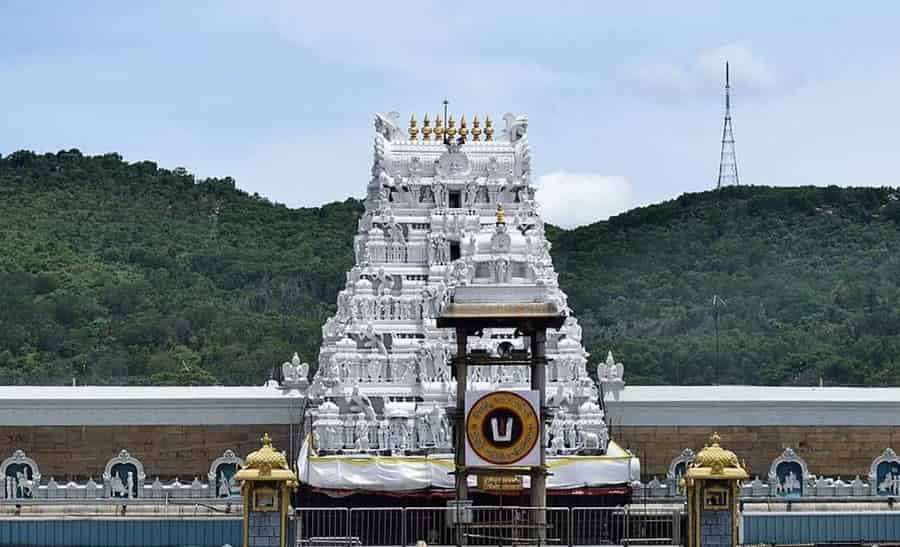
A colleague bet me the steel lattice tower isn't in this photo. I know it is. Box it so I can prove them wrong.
[716,62,739,189]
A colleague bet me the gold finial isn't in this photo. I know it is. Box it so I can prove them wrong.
[261,432,273,447]
[408,114,419,140]
[484,115,494,141]
[434,115,444,141]
[710,432,721,447]
[458,115,468,142]
[446,114,457,138]
[471,116,481,141]
[496,204,506,224]
[422,114,432,141]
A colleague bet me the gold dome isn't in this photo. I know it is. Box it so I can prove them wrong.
[693,432,741,474]
[244,433,289,475]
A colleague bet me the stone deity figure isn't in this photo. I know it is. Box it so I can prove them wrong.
[433,182,447,208]
[354,416,370,451]
[346,386,376,421]
[563,413,577,448]
[779,471,801,494]
[428,406,449,448]
[416,415,430,448]
[420,285,445,319]
[387,217,405,245]
[361,323,388,355]
[548,415,565,455]
[493,256,511,283]
[367,359,382,382]
[464,180,479,207]
[414,345,433,381]
[562,317,582,343]
[419,185,434,204]
[880,472,900,495]
[374,268,393,296]
[490,222,511,253]
[110,474,126,498]
[218,475,231,497]
[377,420,390,450]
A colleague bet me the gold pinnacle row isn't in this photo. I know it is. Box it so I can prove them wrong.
[406,114,493,142]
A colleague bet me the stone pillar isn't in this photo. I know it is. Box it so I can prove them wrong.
[684,433,748,547]
[235,434,298,547]
[530,329,548,540]
[454,327,469,502]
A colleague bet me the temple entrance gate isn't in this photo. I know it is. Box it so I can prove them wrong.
[438,299,565,546]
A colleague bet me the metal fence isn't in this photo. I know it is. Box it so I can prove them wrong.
[293,506,683,546]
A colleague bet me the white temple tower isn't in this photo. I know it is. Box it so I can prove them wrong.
[293,111,635,493]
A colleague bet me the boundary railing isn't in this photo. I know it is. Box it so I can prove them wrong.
[293,505,684,546]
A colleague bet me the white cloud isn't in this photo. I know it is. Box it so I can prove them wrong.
[630,42,778,102]
[535,171,633,229]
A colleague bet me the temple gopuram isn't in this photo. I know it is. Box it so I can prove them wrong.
[290,111,637,504]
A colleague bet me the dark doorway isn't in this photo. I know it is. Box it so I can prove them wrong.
[448,191,461,208]
[450,241,461,261]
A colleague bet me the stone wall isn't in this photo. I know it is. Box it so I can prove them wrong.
[617,425,900,480]
[4,423,895,482]
[0,425,291,480]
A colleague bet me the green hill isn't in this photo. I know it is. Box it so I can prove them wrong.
[2,150,900,386]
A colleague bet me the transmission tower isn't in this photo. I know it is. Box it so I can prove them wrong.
[716,62,739,189]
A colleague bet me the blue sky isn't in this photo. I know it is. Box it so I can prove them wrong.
[3,1,899,227]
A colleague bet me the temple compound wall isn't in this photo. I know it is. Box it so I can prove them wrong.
[0,425,291,479]
[616,426,900,480]
[607,385,900,480]
[2,384,900,482]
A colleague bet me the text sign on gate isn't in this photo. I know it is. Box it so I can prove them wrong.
[478,475,524,492]
[465,390,541,467]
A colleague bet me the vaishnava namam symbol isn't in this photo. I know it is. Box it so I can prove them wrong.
[491,417,513,442]
[467,391,539,465]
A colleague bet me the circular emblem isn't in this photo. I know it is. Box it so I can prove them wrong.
[466,391,539,465]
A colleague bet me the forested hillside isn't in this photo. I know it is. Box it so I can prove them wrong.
[2,150,900,386]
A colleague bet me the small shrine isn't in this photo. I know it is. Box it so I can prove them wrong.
[235,434,298,547]
[684,433,748,547]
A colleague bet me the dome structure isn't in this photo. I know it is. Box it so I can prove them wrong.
[687,432,748,479]
[234,433,297,486]
[244,433,290,473]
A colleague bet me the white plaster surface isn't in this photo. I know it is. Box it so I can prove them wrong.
[606,385,900,426]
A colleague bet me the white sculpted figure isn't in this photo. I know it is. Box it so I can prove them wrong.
[428,406,449,448]
[377,420,390,450]
[880,472,900,495]
[360,323,388,355]
[386,217,405,245]
[110,474,127,498]
[354,415,370,451]
[548,415,565,455]
[464,180,479,207]
[503,113,528,142]
[374,268,393,296]
[779,471,801,494]
[218,475,231,497]
[346,386,376,421]
[433,182,447,208]
[282,352,309,384]
[420,285,446,319]
[492,256,511,283]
